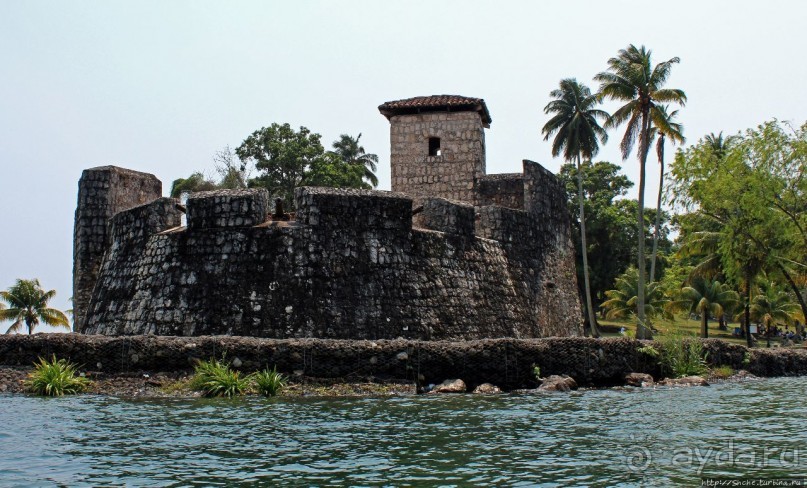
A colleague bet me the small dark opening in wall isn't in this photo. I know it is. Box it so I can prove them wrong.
[428,137,441,156]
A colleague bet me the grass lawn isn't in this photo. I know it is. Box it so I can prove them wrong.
[597,316,751,346]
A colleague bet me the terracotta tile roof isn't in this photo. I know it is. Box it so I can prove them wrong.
[379,95,492,127]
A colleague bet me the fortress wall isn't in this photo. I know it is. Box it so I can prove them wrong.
[73,166,162,331]
[477,173,524,209]
[414,198,475,237]
[520,160,583,336]
[389,111,485,204]
[83,185,581,340]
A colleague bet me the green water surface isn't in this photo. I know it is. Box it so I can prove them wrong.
[1,377,806,486]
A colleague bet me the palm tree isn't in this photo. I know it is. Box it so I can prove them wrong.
[601,267,671,323]
[648,105,685,284]
[595,44,687,339]
[0,279,70,334]
[542,78,610,338]
[678,277,739,338]
[330,133,379,187]
[750,281,799,345]
[703,131,736,160]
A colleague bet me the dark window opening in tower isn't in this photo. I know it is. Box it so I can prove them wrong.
[428,137,441,156]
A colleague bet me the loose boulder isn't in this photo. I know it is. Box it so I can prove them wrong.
[429,379,467,394]
[538,375,578,392]
[624,372,654,387]
[660,375,709,387]
[472,383,502,394]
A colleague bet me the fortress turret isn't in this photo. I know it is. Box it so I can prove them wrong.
[379,95,490,204]
[72,166,165,331]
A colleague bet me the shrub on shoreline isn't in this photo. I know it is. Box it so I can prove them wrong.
[253,366,287,397]
[190,358,250,398]
[26,355,90,396]
[658,331,709,378]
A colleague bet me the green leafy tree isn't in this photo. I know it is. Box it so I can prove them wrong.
[237,123,324,208]
[678,277,740,338]
[302,152,369,189]
[542,78,610,337]
[330,133,379,187]
[668,121,807,341]
[596,44,687,339]
[170,172,217,198]
[648,105,685,283]
[557,161,673,315]
[1,279,70,335]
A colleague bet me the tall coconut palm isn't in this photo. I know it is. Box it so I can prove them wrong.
[595,44,687,339]
[648,105,685,283]
[0,279,70,335]
[542,78,610,337]
[331,133,379,187]
[679,277,739,338]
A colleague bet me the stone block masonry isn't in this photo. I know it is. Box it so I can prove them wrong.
[81,183,582,339]
[186,189,269,229]
[388,111,486,204]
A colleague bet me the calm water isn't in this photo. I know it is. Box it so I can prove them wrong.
[1,378,806,487]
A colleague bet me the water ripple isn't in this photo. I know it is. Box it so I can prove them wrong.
[1,378,806,486]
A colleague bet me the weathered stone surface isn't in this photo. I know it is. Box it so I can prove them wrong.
[186,189,269,229]
[477,174,524,210]
[538,375,578,392]
[429,378,467,394]
[78,182,583,339]
[624,372,655,387]
[72,166,162,332]
[415,197,475,237]
[472,383,502,394]
[660,376,710,387]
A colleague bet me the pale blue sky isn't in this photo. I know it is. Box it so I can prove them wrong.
[2,1,806,332]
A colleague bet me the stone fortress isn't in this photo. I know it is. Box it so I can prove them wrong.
[73,95,583,340]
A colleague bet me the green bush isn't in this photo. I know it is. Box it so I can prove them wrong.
[253,366,287,397]
[190,358,250,398]
[637,344,660,358]
[26,355,90,396]
[658,331,709,378]
[711,365,735,379]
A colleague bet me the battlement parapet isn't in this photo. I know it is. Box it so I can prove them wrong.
[295,186,413,236]
[477,173,524,209]
[416,197,475,237]
[186,188,269,229]
[110,198,182,243]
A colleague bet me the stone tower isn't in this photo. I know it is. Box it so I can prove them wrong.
[379,95,491,204]
[72,166,163,332]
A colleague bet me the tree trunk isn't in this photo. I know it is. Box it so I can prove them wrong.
[701,312,708,339]
[635,109,652,340]
[649,139,665,284]
[577,154,600,338]
[745,273,753,348]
